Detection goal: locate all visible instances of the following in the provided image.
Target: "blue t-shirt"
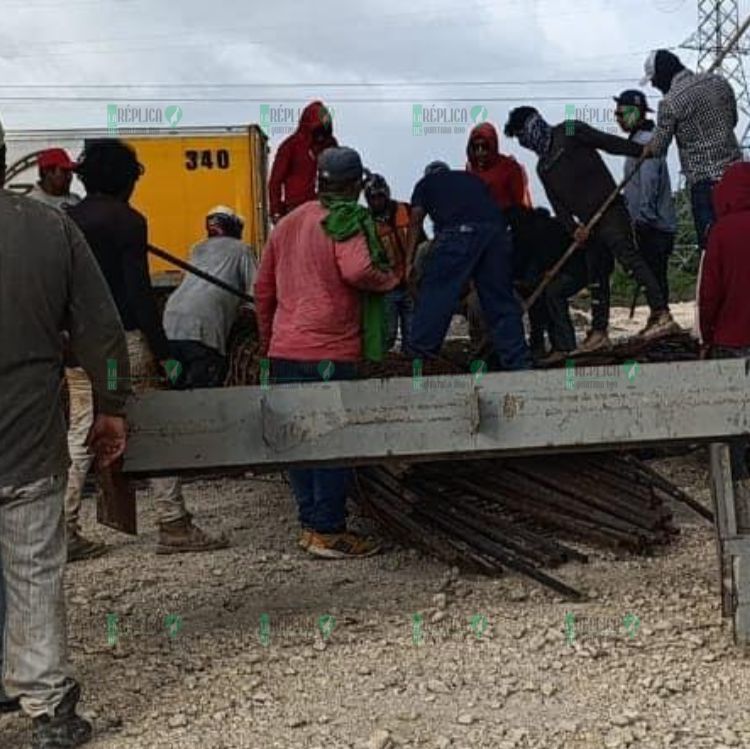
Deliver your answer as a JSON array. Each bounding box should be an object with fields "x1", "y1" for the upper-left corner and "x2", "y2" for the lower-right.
[{"x1": 410, "y1": 171, "x2": 504, "y2": 232}]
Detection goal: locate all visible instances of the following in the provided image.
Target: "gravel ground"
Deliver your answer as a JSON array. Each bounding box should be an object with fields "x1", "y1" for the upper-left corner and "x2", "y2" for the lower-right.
[
  {"x1": 1, "y1": 450, "x2": 748, "y2": 749},
  {"x1": 5, "y1": 303, "x2": 748, "y2": 749}
]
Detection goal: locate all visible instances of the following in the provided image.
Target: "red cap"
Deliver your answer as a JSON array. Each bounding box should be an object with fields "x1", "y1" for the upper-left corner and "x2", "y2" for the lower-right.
[{"x1": 37, "y1": 148, "x2": 77, "y2": 171}]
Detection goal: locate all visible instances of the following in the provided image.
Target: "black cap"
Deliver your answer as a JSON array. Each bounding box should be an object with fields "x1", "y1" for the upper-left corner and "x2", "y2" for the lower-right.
[
  {"x1": 504, "y1": 106, "x2": 539, "y2": 138},
  {"x1": 613, "y1": 89, "x2": 653, "y2": 113},
  {"x1": 364, "y1": 173, "x2": 390, "y2": 198},
  {"x1": 317, "y1": 146, "x2": 363, "y2": 184}
]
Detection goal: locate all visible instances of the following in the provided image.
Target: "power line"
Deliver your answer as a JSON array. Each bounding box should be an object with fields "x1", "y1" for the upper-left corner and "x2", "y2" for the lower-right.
[
  {"x1": 0, "y1": 95, "x2": 633, "y2": 103},
  {"x1": 0, "y1": 78, "x2": 640, "y2": 90}
]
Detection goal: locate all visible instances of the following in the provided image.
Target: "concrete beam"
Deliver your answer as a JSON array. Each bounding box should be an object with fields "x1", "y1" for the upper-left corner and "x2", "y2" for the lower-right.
[{"x1": 124, "y1": 358, "x2": 750, "y2": 475}]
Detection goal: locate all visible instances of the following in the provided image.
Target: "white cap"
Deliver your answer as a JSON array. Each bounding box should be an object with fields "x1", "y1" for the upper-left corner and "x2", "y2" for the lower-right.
[
  {"x1": 207, "y1": 204, "x2": 238, "y2": 218},
  {"x1": 640, "y1": 50, "x2": 657, "y2": 87}
]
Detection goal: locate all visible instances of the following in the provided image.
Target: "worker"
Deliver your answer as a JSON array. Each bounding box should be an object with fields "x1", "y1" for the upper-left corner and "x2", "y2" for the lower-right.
[
  {"x1": 255, "y1": 146, "x2": 401, "y2": 558},
  {"x1": 504, "y1": 107, "x2": 679, "y2": 353},
  {"x1": 27, "y1": 147, "x2": 82, "y2": 210},
  {"x1": 0, "y1": 116, "x2": 129, "y2": 747},
  {"x1": 163, "y1": 205, "x2": 257, "y2": 388},
  {"x1": 699, "y1": 162, "x2": 750, "y2": 485},
  {"x1": 404, "y1": 161, "x2": 530, "y2": 370},
  {"x1": 464, "y1": 122, "x2": 534, "y2": 358},
  {"x1": 614, "y1": 89, "x2": 677, "y2": 302},
  {"x1": 508, "y1": 205, "x2": 589, "y2": 363},
  {"x1": 465, "y1": 121, "x2": 531, "y2": 210},
  {"x1": 363, "y1": 173, "x2": 425, "y2": 351},
  {"x1": 268, "y1": 101, "x2": 337, "y2": 224},
  {"x1": 641, "y1": 50, "x2": 742, "y2": 250},
  {"x1": 68, "y1": 139, "x2": 228, "y2": 555}
]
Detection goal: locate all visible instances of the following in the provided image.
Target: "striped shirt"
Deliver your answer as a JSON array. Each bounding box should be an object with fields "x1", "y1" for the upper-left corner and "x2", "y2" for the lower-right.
[{"x1": 650, "y1": 70, "x2": 742, "y2": 186}]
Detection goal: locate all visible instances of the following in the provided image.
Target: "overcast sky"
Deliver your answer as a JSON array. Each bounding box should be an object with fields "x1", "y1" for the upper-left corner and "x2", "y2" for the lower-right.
[{"x1": 2, "y1": 0, "x2": 749, "y2": 205}]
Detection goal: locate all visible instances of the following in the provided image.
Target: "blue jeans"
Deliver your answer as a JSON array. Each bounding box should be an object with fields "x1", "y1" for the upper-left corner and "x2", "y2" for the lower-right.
[
  {"x1": 270, "y1": 359, "x2": 356, "y2": 534},
  {"x1": 385, "y1": 286, "x2": 414, "y2": 351},
  {"x1": 690, "y1": 180, "x2": 718, "y2": 251},
  {"x1": 409, "y1": 222, "x2": 530, "y2": 370}
]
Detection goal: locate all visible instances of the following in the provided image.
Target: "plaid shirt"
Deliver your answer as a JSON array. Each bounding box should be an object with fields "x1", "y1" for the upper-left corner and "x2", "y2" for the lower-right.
[{"x1": 651, "y1": 70, "x2": 742, "y2": 186}]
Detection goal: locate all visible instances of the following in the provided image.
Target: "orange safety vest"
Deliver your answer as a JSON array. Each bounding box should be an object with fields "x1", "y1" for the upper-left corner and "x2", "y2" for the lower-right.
[{"x1": 374, "y1": 202, "x2": 411, "y2": 272}]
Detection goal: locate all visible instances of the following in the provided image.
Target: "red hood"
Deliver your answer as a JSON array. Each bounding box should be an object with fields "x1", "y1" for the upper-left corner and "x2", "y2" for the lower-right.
[
  {"x1": 467, "y1": 122, "x2": 500, "y2": 168},
  {"x1": 714, "y1": 162, "x2": 750, "y2": 219},
  {"x1": 298, "y1": 101, "x2": 333, "y2": 135}
]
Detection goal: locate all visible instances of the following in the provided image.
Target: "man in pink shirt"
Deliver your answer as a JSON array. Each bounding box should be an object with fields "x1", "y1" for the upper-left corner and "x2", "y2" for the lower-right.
[{"x1": 255, "y1": 147, "x2": 401, "y2": 559}]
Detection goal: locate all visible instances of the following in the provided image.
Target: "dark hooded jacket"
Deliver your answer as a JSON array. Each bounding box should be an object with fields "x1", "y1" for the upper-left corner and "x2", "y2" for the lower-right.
[
  {"x1": 700, "y1": 163, "x2": 750, "y2": 347},
  {"x1": 534, "y1": 120, "x2": 643, "y2": 234},
  {"x1": 268, "y1": 101, "x2": 338, "y2": 218},
  {"x1": 466, "y1": 123, "x2": 531, "y2": 210}
]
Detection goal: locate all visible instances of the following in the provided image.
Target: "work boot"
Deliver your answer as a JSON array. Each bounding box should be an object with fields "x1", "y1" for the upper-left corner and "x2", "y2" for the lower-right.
[
  {"x1": 537, "y1": 350, "x2": 571, "y2": 366},
  {"x1": 156, "y1": 513, "x2": 229, "y2": 555},
  {"x1": 298, "y1": 528, "x2": 313, "y2": 551},
  {"x1": 574, "y1": 330, "x2": 612, "y2": 354},
  {"x1": 31, "y1": 680, "x2": 92, "y2": 749},
  {"x1": 0, "y1": 692, "x2": 20, "y2": 714},
  {"x1": 638, "y1": 310, "x2": 681, "y2": 340},
  {"x1": 306, "y1": 530, "x2": 382, "y2": 560},
  {"x1": 66, "y1": 529, "x2": 107, "y2": 564}
]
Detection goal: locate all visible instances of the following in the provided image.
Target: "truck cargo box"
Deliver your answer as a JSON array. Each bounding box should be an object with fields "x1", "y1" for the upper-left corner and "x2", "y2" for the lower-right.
[{"x1": 4, "y1": 125, "x2": 269, "y2": 286}]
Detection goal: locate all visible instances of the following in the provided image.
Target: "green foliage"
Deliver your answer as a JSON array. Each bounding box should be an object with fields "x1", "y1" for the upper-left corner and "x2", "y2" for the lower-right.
[{"x1": 610, "y1": 188, "x2": 699, "y2": 305}]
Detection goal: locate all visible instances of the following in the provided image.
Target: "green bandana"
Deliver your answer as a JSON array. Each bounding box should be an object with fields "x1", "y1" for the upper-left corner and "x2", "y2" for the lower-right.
[{"x1": 320, "y1": 196, "x2": 392, "y2": 362}]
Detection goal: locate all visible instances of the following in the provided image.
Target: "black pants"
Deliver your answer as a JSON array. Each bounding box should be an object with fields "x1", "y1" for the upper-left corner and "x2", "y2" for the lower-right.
[
  {"x1": 635, "y1": 224, "x2": 674, "y2": 303},
  {"x1": 169, "y1": 340, "x2": 228, "y2": 389},
  {"x1": 588, "y1": 202, "x2": 668, "y2": 332},
  {"x1": 545, "y1": 266, "x2": 588, "y2": 352}
]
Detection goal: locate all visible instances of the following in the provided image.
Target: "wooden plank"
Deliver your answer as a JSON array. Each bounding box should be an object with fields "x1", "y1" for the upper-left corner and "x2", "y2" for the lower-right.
[
  {"x1": 709, "y1": 444, "x2": 736, "y2": 618},
  {"x1": 95, "y1": 461, "x2": 137, "y2": 536},
  {"x1": 124, "y1": 359, "x2": 750, "y2": 476}
]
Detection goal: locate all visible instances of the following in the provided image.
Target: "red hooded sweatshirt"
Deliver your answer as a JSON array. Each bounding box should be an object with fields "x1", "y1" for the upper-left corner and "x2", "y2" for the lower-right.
[
  {"x1": 466, "y1": 122, "x2": 532, "y2": 210},
  {"x1": 700, "y1": 162, "x2": 750, "y2": 348},
  {"x1": 268, "y1": 101, "x2": 338, "y2": 219}
]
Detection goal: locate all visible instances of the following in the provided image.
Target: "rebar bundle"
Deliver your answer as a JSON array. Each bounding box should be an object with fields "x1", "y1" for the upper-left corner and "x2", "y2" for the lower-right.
[{"x1": 354, "y1": 453, "x2": 708, "y2": 598}]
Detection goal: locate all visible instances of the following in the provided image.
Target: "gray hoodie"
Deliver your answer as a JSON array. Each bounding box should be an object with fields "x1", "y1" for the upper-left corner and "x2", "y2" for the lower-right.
[{"x1": 623, "y1": 126, "x2": 677, "y2": 234}]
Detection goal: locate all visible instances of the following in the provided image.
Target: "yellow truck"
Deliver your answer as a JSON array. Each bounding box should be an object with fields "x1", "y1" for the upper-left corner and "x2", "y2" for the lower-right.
[{"x1": 3, "y1": 125, "x2": 269, "y2": 286}]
